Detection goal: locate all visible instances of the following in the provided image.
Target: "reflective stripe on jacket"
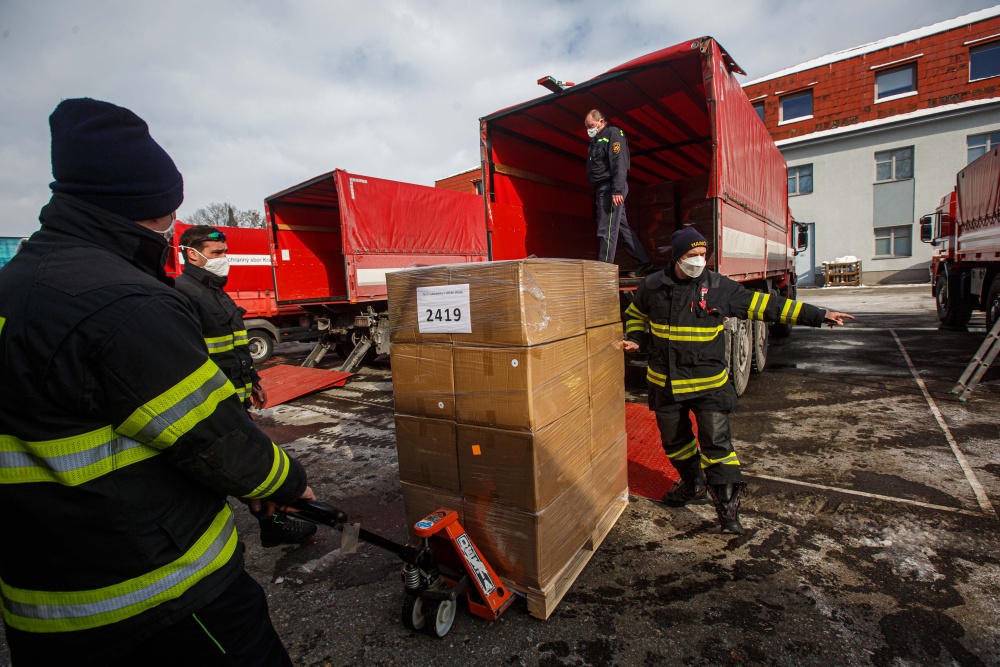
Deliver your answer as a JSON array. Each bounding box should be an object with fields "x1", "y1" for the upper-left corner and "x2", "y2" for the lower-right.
[
  {"x1": 625, "y1": 267, "x2": 826, "y2": 398},
  {"x1": 0, "y1": 194, "x2": 306, "y2": 661}
]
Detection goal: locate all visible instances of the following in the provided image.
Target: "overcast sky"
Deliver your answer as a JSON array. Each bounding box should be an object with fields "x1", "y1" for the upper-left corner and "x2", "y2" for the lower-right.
[{"x1": 1, "y1": 0, "x2": 996, "y2": 237}]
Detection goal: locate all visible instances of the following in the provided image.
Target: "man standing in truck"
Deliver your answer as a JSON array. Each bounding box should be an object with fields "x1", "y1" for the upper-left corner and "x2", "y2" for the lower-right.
[
  {"x1": 176, "y1": 225, "x2": 317, "y2": 548},
  {"x1": 617, "y1": 228, "x2": 853, "y2": 534},
  {"x1": 585, "y1": 109, "x2": 650, "y2": 276}
]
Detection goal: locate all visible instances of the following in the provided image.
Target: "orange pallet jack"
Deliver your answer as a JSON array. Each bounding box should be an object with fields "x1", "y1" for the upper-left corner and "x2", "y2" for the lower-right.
[{"x1": 292, "y1": 500, "x2": 515, "y2": 638}]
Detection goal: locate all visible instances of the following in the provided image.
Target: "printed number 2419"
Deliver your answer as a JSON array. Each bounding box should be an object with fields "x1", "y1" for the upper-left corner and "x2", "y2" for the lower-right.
[{"x1": 426, "y1": 308, "x2": 461, "y2": 322}]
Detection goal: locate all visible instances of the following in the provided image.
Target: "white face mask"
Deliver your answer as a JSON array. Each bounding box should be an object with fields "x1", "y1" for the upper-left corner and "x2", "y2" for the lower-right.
[
  {"x1": 184, "y1": 246, "x2": 231, "y2": 278},
  {"x1": 678, "y1": 255, "x2": 707, "y2": 278},
  {"x1": 587, "y1": 126, "x2": 600, "y2": 139},
  {"x1": 160, "y1": 220, "x2": 175, "y2": 242}
]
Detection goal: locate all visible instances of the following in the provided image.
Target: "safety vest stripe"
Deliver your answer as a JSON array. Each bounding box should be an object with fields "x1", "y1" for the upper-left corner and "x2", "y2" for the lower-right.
[
  {"x1": 646, "y1": 367, "x2": 667, "y2": 388},
  {"x1": 233, "y1": 330, "x2": 249, "y2": 347},
  {"x1": 0, "y1": 429, "x2": 159, "y2": 486},
  {"x1": 0, "y1": 316, "x2": 5, "y2": 336},
  {"x1": 649, "y1": 323, "x2": 723, "y2": 333},
  {"x1": 0, "y1": 505, "x2": 238, "y2": 632},
  {"x1": 117, "y1": 361, "x2": 236, "y2": 449},
  {"x1": 749, "y1": 293, "x2": 770, "y2": 320},
  {"x1": 665, "y1": 439, "x2": 698, "y2": 461},
  {"x1": 244, "y1": 444, "x2": 292, "y2": 500},
  {"x1": 671, "y1": 369, "x2": 730, "y2": 394},
  {"x1": 790, "y1": 302, "x2": 803, "y2": 324},
  {"x1": 701, "y1": 451, "x2": 740, "y2": 466},
  {"x1": 748, "y1": 292, "x2": 760, "y2": 318},
  {"x1": 779, "y1": 299, "x2": 793, "y2": 323},
  {"x1": 649, "y1": 323, "x2": 723, "y2": 341},
  {"x1": 624, "y1": 303, "x2": 648, "y2": 322},
  {"x1": 625, "y1": 322, "x2": 647, "y2": 334}
]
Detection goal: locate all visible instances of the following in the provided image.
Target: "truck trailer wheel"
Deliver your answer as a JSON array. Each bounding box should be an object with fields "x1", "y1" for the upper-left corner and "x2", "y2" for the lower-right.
[
  {"x1": 247, "y1": 329, "x2": 275, "y2": 364},
  {"x1": 987, "y1": 274, "x2": 1000, "y2": 331},
  {"x1": 936, "y1": 268, "x2": 973, "y2": 328},
  {"x1": 729, "y1": 319, "x2": 752, "y2": 396},
  {"x1": 751, "y1": 319, "x2": 768, "y2": 373}
]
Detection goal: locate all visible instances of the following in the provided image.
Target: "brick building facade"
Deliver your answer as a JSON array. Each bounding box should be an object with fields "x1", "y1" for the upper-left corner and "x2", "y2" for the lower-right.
[{"x1": 435, "y1": 167, "x2": 482, "y2": 195}]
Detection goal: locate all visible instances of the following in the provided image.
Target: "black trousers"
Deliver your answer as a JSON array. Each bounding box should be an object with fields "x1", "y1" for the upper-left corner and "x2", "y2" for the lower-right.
[
  {"x1": 594, "y1": 183, "x2": 649, "y2": 265},
  {"x1": 649, "y1": 382, "x2": 743, "y2": 485},
  {"x1": 110, "y1": 570, "x2": 292, "y2": 667}
]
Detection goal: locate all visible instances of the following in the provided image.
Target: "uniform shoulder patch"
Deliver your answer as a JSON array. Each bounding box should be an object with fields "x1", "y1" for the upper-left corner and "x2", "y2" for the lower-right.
[{"x1": 612, "y1": 142, "x2": 621, "y2": 155}]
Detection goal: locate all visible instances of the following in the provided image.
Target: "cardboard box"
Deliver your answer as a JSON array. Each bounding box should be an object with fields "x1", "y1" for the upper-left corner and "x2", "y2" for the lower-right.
[
  {"x1": 394, "y1": 415, "x2": 459, "y2": 492},
  {"x1": 401, "y1": 481, "x2": 464, "y2": 541},
  {"x1": 391, "y1": 343, "x2": 455, "y2": 419},
  {"x1": 449, "y1": 259, "x2": 585, "y2": 347},
  {"x1": 462, "y1": 479, "x2": 592, "y2": 590},
  {"x1": 386, "y1": 266, "x2": 453, "y2": 344},
  {"x1": 453, "y1": 334, "x2": 589, "y2": 431},
  {"x1": 457, "y1": 403, "x2": 591, "y2": 511},
  {"x1": 581, "y1": 261, "x2": 620, "y2": 328},
  {"x1": 586, "y1": 323, "x2": 624, "y2": 398},
  {"x1": 590, "y1": 384, "x2": 626, "y2": 462},
  {"x1": 590, "y1": 433, "x2": 628, "y2": 511}
]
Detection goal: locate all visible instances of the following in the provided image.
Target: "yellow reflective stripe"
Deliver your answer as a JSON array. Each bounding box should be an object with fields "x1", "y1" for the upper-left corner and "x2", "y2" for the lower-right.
[
  {"x1": 779, "y1": 299, "x2": 794, "y2": 323},
  {"x1": 0, "y1": 505, "x2": 238, "y2": 633},
  {"x1": 233, "y1": 330, "x2": 249, "y2": 347},
  {"x1": 671, "y1": 369, "x2": 730, "y2": 394},
  {"x1": 666, "y1": 439, "x2": 698, "y2": 461},
  {"x1": 649, "y1": 323, "x2": 723, "y2": 341},
  {"x1": 0, "y1": 316, "x2": 5, "y2": 336},
  {"x1": 243, "y1": 443, "x2": 292, "y2": 499},
  {"x1": 624, "y1": 303, "x2": 648, "y2": 322},
  {"x1": 747, "y1": 293, "x2": 760, "y2": 319},
  {"x1": 790, "y1": 302, "x2": 803, "y2": 324},
  {"x1": 117, "y1": 360, "x2": 236, "y2": 449},
  {"x1": 701, "y1": 451, "x2": 740, "y2": 466},
  {"x1": 0, "y1": 427, "x2": 159, "y2": 486},
  {"x1": 749, "y1": 293, "x2": 770, "y2": 321},
  {"x1": 625, "y1": 322, "x2": 647, "y2": 334},
  {"x1": 646, "y1": 368, "x2": 667, "y2": 388}
]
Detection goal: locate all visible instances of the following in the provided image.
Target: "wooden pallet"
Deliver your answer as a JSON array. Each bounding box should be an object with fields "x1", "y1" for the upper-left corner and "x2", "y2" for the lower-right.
[
  {"x1": 824, "y1": 260, "x2": 862, "y2": 286},
  {"x1": 503, "y1": 492, "x2": 628, "y2": 620}
]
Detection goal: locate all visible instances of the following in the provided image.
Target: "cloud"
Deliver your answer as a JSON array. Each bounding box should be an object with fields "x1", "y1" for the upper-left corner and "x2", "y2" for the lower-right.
[{"x1": 0, "y1": 0, "x2": 994, "y2": 236}]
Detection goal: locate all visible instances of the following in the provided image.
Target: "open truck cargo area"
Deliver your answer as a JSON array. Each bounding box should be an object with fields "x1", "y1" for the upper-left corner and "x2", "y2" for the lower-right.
[
  {"x1": 479, "y1": 37, "x2": 806, "y2": 394},
  {"x1": 264, "y1": 170, "x2": 487, "y2": 369}
]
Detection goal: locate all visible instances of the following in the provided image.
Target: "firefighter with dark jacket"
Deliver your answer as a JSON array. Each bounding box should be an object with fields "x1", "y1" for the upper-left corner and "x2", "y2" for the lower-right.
[
  {"x1": 175, "y1": 224, "x2": 317, "y2": 548},
  {"x1": 585, "y1": 109, "x2": 650, "y2": 275},
  {"x1": 0, "y1": 98, "x2": 314, "y2": 666},
  {"x1": 616, "y1": 228, "x2": 853, "y2": 533}
]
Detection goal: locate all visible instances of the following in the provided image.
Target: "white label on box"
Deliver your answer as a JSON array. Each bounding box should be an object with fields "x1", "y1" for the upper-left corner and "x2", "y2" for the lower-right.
[{"x1": 416, "y1": 284, "x2": 472, "y2": 333}]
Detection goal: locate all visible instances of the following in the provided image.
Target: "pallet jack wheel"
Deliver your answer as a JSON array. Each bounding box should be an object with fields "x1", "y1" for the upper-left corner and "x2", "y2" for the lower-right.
[
  {"x1": 421, "y1": 598, "x2": 457, "y2": 638},
  {"x1": 401, "y1": 594, "x2": 426, "y2": 631}
]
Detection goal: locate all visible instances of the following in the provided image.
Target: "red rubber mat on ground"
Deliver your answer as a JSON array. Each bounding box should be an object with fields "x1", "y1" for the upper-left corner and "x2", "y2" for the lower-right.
[
  {"x1": 626, "y1": 401, "x2": 697, "y2": 500},
  {"x1": 256, "y1": 364, "x2": 352, "y2": 407}
]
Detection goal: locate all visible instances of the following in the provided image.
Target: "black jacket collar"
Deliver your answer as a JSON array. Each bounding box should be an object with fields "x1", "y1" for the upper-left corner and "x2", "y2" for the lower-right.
[
  {"x1": 182, "y1": 262, "x2": 228, "y2": 289},
  {"x1": 38, "y1": 193, "x2": 172, "y2": 285}
]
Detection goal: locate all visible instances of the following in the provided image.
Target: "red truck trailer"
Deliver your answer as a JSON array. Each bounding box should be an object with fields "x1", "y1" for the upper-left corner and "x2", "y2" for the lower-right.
[
  {"x1": 921, "y1": 146, "x2": 1000, "y2": 330},
  {"x1": 166, "y1": 222, "x2": 321, "y2": 363},
  {"x1": 263, "y1": 170, "x2": 487, "y2": 369},
  {"x1": 478, "y1": 36, "x2": 807, "y2": 394}
]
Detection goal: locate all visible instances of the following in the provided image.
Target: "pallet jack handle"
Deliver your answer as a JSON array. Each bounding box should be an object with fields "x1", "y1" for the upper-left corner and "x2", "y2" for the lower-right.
[{"x1": 291, "y1": 499, "x2": 414, "y2": 558}]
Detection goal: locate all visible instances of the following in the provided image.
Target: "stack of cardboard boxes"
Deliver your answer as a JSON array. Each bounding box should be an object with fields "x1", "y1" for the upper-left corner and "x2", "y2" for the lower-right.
[{"x1": 387, "y1": 259, "x2": 628, "y2": 616}]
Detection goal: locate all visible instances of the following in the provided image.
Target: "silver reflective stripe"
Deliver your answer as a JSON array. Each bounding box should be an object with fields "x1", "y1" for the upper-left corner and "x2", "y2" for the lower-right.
[
  {"x1": 255, "y1": 447, "x2": 287, "y2": 498},
  {"x1": 206, "y1": 338, "x2": 233, "y2": 352},
  {"x1": 132, "y1": 370, "x2": 231, "y2": 444},
  {"x1": 0, "y1": 436, "x2": 145, "y2": 473},
  {"x1": 1, "y1": 513, "x2": 236, "y2": 621}
]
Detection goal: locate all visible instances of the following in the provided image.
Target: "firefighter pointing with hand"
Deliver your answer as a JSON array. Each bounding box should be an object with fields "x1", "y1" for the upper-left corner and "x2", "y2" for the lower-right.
[{"x1": 616, "y1": 228, "x2": 852, "y2": 534}]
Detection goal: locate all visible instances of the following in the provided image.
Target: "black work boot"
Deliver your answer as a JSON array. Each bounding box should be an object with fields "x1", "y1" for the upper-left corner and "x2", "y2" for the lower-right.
[
  {"x1": 258, "y1": 511, "x2": 317, "y2": 548},
  {"x1": 662, "y1": 470, "x2": 707, "y2": 507},
  {"x1": 707, "y1": 482, "x2": 748, "y2": 534}
]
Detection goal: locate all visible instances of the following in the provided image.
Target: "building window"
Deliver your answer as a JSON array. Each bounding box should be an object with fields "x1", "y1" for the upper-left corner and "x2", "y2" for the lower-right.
[
  {"x1": 970, "y1": 41, "x2": 1000, "y2": 82},
  {"x1": 788, "y1": 164, "x2": 813, "y2": 195},
  {"x1": 967, "y1": 130, "x2": 1000, "y2": 163},
  {"x1": 779, "y1": 90, "x2": 813, "y2": 124},
  {"x1": 875, "y1": 64, "x2": 916, "y2": 100},
  {"x1": 874, "y1": 226, "x2": 912, "y2": 258},
  {"x1": 753, "y1": 102, "x2": 765, "y2": 123},
  {"x1": 875, "y1": 147, "x2": 913, "y2": 181},
  {"x1": 473, "y1": 180, "x2": 484, "y2": 195}
]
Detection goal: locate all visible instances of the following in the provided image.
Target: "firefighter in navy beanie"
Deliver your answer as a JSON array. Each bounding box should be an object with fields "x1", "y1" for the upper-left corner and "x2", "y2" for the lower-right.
[
  {"x1": 0, "y1": 98, "x2": 313, "y2": 665},
  {"x1": 617, "y1": 227, "x2": 853, "y2": 534}
]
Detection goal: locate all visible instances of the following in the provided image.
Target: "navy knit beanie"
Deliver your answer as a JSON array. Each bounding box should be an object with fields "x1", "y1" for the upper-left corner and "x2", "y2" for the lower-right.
[
  {"x1": 670, "y1": 227, "x2": 708, "y2": 262},
  {"x1": 49, "y1": 98, "x2": 183, "y2": 221}
]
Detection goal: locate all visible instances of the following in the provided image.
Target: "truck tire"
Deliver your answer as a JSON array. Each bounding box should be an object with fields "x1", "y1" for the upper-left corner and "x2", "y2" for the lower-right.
[
  {"x1": 247, "y1": 329, "x2": 275, "y2": 364},
  {"x1": 751, "y1": 319, "x2": 768, "y2": 373},
  {"x1": 729, "y1": 318, "x2": 752, "y2": 396},
  {"x1": 987, "y1": 274, "x2": 1000, "y2": 332},
  {"x1": 935, "y1": 268, "x2": 973, "y2": 328}
]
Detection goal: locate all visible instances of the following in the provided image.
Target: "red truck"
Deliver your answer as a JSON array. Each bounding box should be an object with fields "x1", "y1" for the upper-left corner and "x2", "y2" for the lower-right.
[
  {"x1": 478, "y1": 36, "x2": 807, "y2": 394},
  {"x1": 921, "y1": 146, "x2": 1000, "y2": 330},
  {"x1": 166, "y1": 222, "x2": 321, "y2": 363},
  {"x1": 262, "y1": 170, "x2": 486, "y2": 369}
]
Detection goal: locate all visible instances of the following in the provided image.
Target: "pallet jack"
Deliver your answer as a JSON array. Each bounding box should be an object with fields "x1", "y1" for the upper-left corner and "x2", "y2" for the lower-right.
[{"x1": 292, "y1": 500, "x2": 515, "y2": 638}]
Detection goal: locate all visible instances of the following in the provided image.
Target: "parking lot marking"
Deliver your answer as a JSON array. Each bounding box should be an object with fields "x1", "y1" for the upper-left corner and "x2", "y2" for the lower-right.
[
  {"x1": 748, "y1": 473, "x2": 986, "y2": 518},
  {"x1": 891, "y1": 330, "x2": 997, "y2": 518}
]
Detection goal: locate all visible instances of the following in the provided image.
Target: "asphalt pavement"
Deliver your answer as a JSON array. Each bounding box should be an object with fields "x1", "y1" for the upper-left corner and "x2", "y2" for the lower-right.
[{"x1": 2, "y1": 285, "x2": 998, "y2": 667}]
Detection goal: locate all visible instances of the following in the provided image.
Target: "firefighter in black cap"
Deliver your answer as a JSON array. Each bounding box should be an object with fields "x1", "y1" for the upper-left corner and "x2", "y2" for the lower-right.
[{"x1": 616, "y1": 227, "x2": 853, "y2": 533}]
